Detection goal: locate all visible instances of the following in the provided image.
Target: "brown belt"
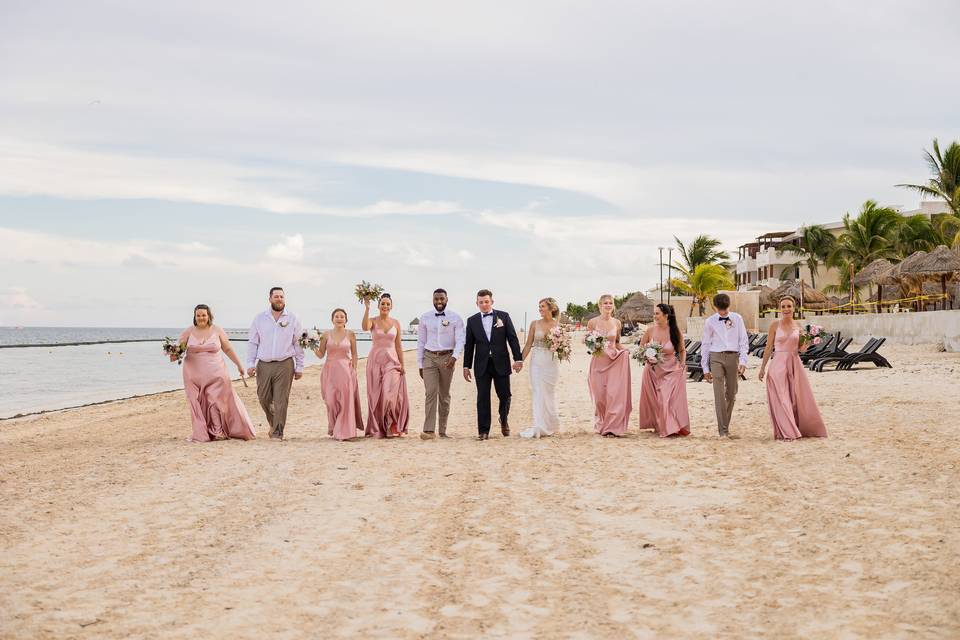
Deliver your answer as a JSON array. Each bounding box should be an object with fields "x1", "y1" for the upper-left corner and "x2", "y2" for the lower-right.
[{"x1": 426, "y1": 349, "x2": 453, "y2": 356}]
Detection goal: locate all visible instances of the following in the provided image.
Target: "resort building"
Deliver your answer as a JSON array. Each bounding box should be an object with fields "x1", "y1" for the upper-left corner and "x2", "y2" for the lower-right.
[{"x1": 735, "y1": 201, "x2": 952, "y2": 291}]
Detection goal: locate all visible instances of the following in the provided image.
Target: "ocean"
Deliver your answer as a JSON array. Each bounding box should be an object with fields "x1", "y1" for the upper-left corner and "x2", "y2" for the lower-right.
[{"x1": 0, "y1": 327, "x2": 417, "y2": 419}]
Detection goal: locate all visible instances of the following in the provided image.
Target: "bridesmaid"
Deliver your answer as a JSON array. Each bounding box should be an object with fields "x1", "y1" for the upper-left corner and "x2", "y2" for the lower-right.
[
  {"x1": 637, "y1": 303, "x2": 691, "y2": 437},
  {"x1": 586, "y1": 294, "x2": 632, "y2": 437},
  {"x1": 361, "y1": 293, "x2": 410, "y2": 438},
  {"x1": 314, "y1": 308, "x2": 363, "y2": 441},
  {"x1": 177, "y1": 304, "x2": 255, "y2": 442},
  {"x1": 519, "y1": 297, "x2": 561, "y2": 438},
  {"x1": 758, "y1": 295, "x2": 828, "y2": 441}
]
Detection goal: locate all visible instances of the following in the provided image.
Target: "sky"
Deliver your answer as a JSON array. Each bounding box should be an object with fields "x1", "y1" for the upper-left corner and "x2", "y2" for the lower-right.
[{"x1": 1, "y1": 0, "x2": 958, "y2": 328}]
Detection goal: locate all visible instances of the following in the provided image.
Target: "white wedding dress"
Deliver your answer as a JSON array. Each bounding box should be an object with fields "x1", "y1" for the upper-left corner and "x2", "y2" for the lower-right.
[{"x1": 520, "y1": 326, "x2": 561, "y2": 438}]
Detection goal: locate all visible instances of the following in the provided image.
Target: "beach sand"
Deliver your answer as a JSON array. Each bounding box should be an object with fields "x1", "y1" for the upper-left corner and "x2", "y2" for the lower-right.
[{"x1": 1, "y1": 342, "x2": 958, "y2": 638}]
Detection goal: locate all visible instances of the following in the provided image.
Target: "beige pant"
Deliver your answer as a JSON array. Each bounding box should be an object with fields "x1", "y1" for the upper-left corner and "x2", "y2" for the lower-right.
[
  {"x1": 422, "y1": 351, "x2": 455, "y2": 434},
  {"x1": 256, "y1": 358, "x2": 294, "y2": 438},
  {"x1": 709, "y1": 352, "x2": 739, "y2": 435}
]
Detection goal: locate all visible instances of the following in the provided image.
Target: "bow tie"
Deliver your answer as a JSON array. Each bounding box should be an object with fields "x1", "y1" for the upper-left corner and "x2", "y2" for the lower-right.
[
  {"x1": 482, "y1": 312, "x2": 493, "y2": 317},
  {"x1": 435, "y1": 312, "x2": 445, "y2": 317},
  {"x1": 720, "y1": 316, "x2": 732, "y2": 324}
]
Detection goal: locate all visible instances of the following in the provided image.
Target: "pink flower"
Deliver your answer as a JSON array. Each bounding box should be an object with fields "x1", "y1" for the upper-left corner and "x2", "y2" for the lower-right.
[
  {"x1": 810, "y1": 325, "x2": 821, "y2": 336},
  {"x1": 813, "y1": 337, "x2": 822, "y2": 345}
]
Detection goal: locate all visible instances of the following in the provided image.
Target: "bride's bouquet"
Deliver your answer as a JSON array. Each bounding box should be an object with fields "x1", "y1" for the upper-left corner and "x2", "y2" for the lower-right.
[
  {"x1": 584, "y1": 330, "x2": 608, "y2": 357},
  {"x1": 354, "y1": 280, "x2": 384, "y2": 304},
  {"x1": 298, "y1": 327, "x2": 323, "y2": 350},
  {"x1": 799, "y1": 323, "x2": 824, "y2": 348},
  {"x1": 541, "y1": 325, "x2": 572, "y2": 362},
  {"x1": 162, "y1": 337, "x2": 187, "y2": 365},
  {"x1": 632, "y1": 341, "x2": 664, "y2": 368}
]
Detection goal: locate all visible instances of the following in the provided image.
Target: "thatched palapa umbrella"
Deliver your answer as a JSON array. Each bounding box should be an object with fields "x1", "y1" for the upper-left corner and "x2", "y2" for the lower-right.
[
  {"x1": 748, "y1": 285, "x2": 777, "y2": 311},
  {"x1": 902, "y1": 245, "x2": 960, "y2": 309},
  {"x1": 853, "y1": 258, "x2": 895, "y2": 312},
  {"x1": 614, "y1": 292, "x2": 655, "y2": 324},
  {"x1": 886, "y1": 251, "x2": 928, "y2": 309},
  {"x1": 771, "y1": 280, "x2": 828, "y2": 312}
]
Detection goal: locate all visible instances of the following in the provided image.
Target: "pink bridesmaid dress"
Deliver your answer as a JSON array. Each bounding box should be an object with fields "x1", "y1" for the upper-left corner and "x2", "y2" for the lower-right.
[
  {"x1": 320, "y1": 333, "x2": 364, "y2": 441},
  {"x1": 588, "y1": 330, "x2": 632, "y2": 436},
  {"x1": 765, "y1": 325, "x2": 828, "y2": 440},
  {"x1": 182, "y1": 333, "x2": 256, "y2": 442},
  {"x1": 364, "y1": 324, "x2": 410, "y2": 438},
  {"x1": 637, "y1": 329, "x2": 691, "y2": 437}
]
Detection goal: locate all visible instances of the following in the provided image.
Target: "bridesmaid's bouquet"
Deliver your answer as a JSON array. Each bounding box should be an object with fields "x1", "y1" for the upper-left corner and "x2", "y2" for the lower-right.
[
  {"x1": 584, "y1": 330, "x2": 608, "y2": 357},
  {"x1": 632, "y1": 341, "x2": 664, "y2": 368},
  {"x1": 799, "y1": 323, "x2": 824, "y2": 348},
  {"x1": 354, "y1": 280, "x2": 384, "y2": 303},
  {"x1": 162, "y1": 337, "x2": 187, "y2": 365},
  {"x1": 298, "y1": 327, "x2": 323, "y2": 350},
  {"x1": 541, "y1": 325, "x2": 572, "y2": 362}
]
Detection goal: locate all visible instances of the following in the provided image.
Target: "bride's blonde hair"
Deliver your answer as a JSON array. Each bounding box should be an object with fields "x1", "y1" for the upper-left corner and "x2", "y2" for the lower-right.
[{"x1": 539, "y1": 297, "x2": 560, "y2": 319}]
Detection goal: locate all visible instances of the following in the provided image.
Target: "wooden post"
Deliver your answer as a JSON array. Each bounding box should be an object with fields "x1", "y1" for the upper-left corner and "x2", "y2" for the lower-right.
[{"x1": 849, "y1": 263, "x2": 855, "y2": 314}]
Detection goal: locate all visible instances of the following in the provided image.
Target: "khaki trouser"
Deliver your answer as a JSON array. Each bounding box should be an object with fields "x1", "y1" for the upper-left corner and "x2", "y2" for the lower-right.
[
  {"x1": 709, "y1": 351, "x2": 739, "y2": 435},
  {"x1": 256, "y1": 358, "x2": 295, "y2": 438},
  {"x1": 422, "y1": 351, "x2": 455, "y2": 434}
]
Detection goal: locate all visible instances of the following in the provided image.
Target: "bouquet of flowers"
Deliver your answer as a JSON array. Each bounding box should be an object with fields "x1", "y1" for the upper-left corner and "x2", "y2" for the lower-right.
[
  {"x1": 298, "y1": 327, "x2": 323, "y2": 350},
  {"x1": 162, "y1": 337, "x2": 187, "y2": 365},
  {"x1": 541, "y1": 325, "x2": 572, "y2": 362},
  {"x1": 632, "y1": 341, "x2": 664, "y2": 368},
  {"x1": 584, "y1": 330, "x2": 608, "y2": 357},
  {"x1": 799, "y1": 323, "x2": 824, "y2": 348},
  {"x1": 354, "y1": 280, "x2": 384, "y2": 304}
]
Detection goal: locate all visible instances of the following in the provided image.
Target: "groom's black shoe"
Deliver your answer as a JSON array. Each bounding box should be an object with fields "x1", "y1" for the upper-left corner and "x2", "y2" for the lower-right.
[
  {"x1": 500, "y1": 420, "x2": 510, "y2": 437},
  {"x1": 477, "y1": 432, "x2": 489, "y2": 441}
]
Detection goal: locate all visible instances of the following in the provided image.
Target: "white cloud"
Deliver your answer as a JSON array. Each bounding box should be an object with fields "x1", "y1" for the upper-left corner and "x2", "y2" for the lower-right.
[
  {"x1": 0, "y1": 287, "x2": 41, "y2": 309},
  {"x1": 266, "y1": 234, "x2": 305, "y2": 262},
  {"x1": 457, "y1": 249, "x2": 474, "y2": 261}
]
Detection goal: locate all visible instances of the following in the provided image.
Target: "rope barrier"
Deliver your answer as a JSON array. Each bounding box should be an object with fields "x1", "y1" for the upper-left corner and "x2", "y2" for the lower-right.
[{"x1": 762, "y1": 293, "x2": 951, "y2": 315}]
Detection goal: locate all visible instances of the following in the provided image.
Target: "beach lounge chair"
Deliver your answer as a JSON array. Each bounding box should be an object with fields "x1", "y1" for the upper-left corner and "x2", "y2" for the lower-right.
[
  {"x1": 799, "y1": 332, "x2": 837, "y2": 364},
  {"x1": 810, "y1": 337, "x2": 890, "y2": 372},
  {"x1": 749, "y1": 334, "x2": 767, "y2": 357}
]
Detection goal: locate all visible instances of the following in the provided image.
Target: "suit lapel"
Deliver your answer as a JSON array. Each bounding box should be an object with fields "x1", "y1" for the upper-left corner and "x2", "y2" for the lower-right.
[{"x1": 474, "y1": 313, "x2": 489, "y2": 344}]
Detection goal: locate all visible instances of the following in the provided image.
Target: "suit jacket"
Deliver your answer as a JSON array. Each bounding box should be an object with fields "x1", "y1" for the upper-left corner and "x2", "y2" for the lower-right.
[{"x1": 463, "y1": 310, "x2": 523, "y2": 378}]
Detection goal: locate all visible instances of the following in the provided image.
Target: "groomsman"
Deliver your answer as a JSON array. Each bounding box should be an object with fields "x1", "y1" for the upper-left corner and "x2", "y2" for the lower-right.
[
  {"x1": 246, "y1": 286, "x2": 304, "y2": 440},
  {"x1": 417, "y1": 288, "x2": 465, "y2": 439},
  {"x1": 463, "y1": 289, "x2": 523, "y2": 440},
  {"x1": 701, "y1": 293, "x2": 749, "y2": 438}
]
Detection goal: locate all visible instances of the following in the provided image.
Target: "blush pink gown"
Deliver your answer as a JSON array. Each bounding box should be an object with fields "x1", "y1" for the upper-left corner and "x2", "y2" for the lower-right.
[
  {"x1": 637, "y1": 329, "x2": 691, "y2": 437},
  {"x1": 588, "y1": 331, "x2": 632, "y2": 436},
  {"x1": 765, "y1": 325, "x2": 828, "y2": 440},
  {"x1": 182, "y1": 332, "x2": 255, "y2": 442},
  {"x1": 321, "y1": 333, "x2": 364, "y2": 441},
  {"x1": 364, "y1": 324, "x2": 410, "y2": 438}
]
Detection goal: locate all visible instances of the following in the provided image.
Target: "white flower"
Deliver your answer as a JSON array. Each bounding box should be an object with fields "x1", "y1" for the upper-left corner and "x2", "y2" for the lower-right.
[
  {"x1": 308, "y1": 329, "x2": 320, "y2": 340},
  {"x1": 644, "y1": 347, "x2": 657, "y2": 359},
  {"x1": 494, "y1": 318, "x2": 504, "y2": 328}
]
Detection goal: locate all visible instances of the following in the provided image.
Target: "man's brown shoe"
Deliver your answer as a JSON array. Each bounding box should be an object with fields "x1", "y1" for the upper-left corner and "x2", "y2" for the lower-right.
[{"x1": 420, "y1": 432, "x2": 435, "y2": 440}]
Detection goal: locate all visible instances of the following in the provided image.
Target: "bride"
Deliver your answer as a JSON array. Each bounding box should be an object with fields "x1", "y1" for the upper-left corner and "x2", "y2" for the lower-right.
[{"x1": 519, "y1": 297, "x2": 561, "y2": 438}]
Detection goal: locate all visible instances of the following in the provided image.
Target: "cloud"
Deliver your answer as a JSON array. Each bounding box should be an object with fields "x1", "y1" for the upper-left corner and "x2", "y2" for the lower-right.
[
  {"x1": 121, "y1": 253, "x2": 158, "y2": 268},
  {"x1": 457, "y1": 249, "x2": 474, "y2": 261},
  {"x1": 0, "y1": 287, "x2": 41, "y2": 309},
  {"x1": 266, "y1": 234, "x2": 305, "y2": 262}
]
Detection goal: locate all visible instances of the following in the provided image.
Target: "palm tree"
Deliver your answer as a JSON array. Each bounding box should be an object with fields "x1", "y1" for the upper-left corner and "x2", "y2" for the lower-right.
[
  {"x1": 897, "y1": 138, "x2": 960, "y2": 216},
  {"x1": 895, "y1": 214, "x2": 939, "y2": 256},
  {"x1": 778, "y1": 224, "x2": 835, "y2": 289},
  {"x1": 672, "y1": 235, "x2": 731, "y2": 272},
  {"x1": 825, "y1": 200, "x2": 901, "y2": 296},
  {"x1": 669, "y1": 263, "x2": 735, "y2": 316}
]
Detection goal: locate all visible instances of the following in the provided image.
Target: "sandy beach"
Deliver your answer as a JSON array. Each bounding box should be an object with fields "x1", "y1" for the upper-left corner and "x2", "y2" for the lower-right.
[{"x1": 1, "y1": 341, "x2": 958, "y2": 638}]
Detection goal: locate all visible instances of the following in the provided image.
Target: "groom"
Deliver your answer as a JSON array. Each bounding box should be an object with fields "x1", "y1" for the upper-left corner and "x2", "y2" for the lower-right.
[{"x1": 463, "y1": 289, "x2": 523, "y2": 440}]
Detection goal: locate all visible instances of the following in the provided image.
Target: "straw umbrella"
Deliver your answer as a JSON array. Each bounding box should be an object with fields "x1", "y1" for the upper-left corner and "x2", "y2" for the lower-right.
[
  {"x1": 771, "y1": 280, "x2": 828, "y2": 315},
  {"x1": 902, "y1": 245, "x2": 960, "y2": 310},
  {"x1": 614, "y1": 292, "x2": 655, "y2": 325},
  {"x1": 753, "y1": 285, "x2": 777, "y2": 312},
  {"x1": 853, "y1": 258, "x2": 895, "y2": 312},
  {"x1": 891, "y1": 250, "x2": 928, "y2": 310}
]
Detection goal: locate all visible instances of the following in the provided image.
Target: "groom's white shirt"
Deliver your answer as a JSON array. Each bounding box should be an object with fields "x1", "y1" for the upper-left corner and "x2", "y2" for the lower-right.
[
  {"x1": 481, "y1": 312, "x2": 494, "y2": 341},
  {"x1": 416, "y1": 309, "x2": 465, "y2": 368}
]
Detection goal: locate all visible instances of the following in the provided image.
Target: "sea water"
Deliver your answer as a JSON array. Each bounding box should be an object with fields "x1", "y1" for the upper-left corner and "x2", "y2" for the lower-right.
[{"x1": 0, "y1": 327, "x2": 416, "y2": 418}]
